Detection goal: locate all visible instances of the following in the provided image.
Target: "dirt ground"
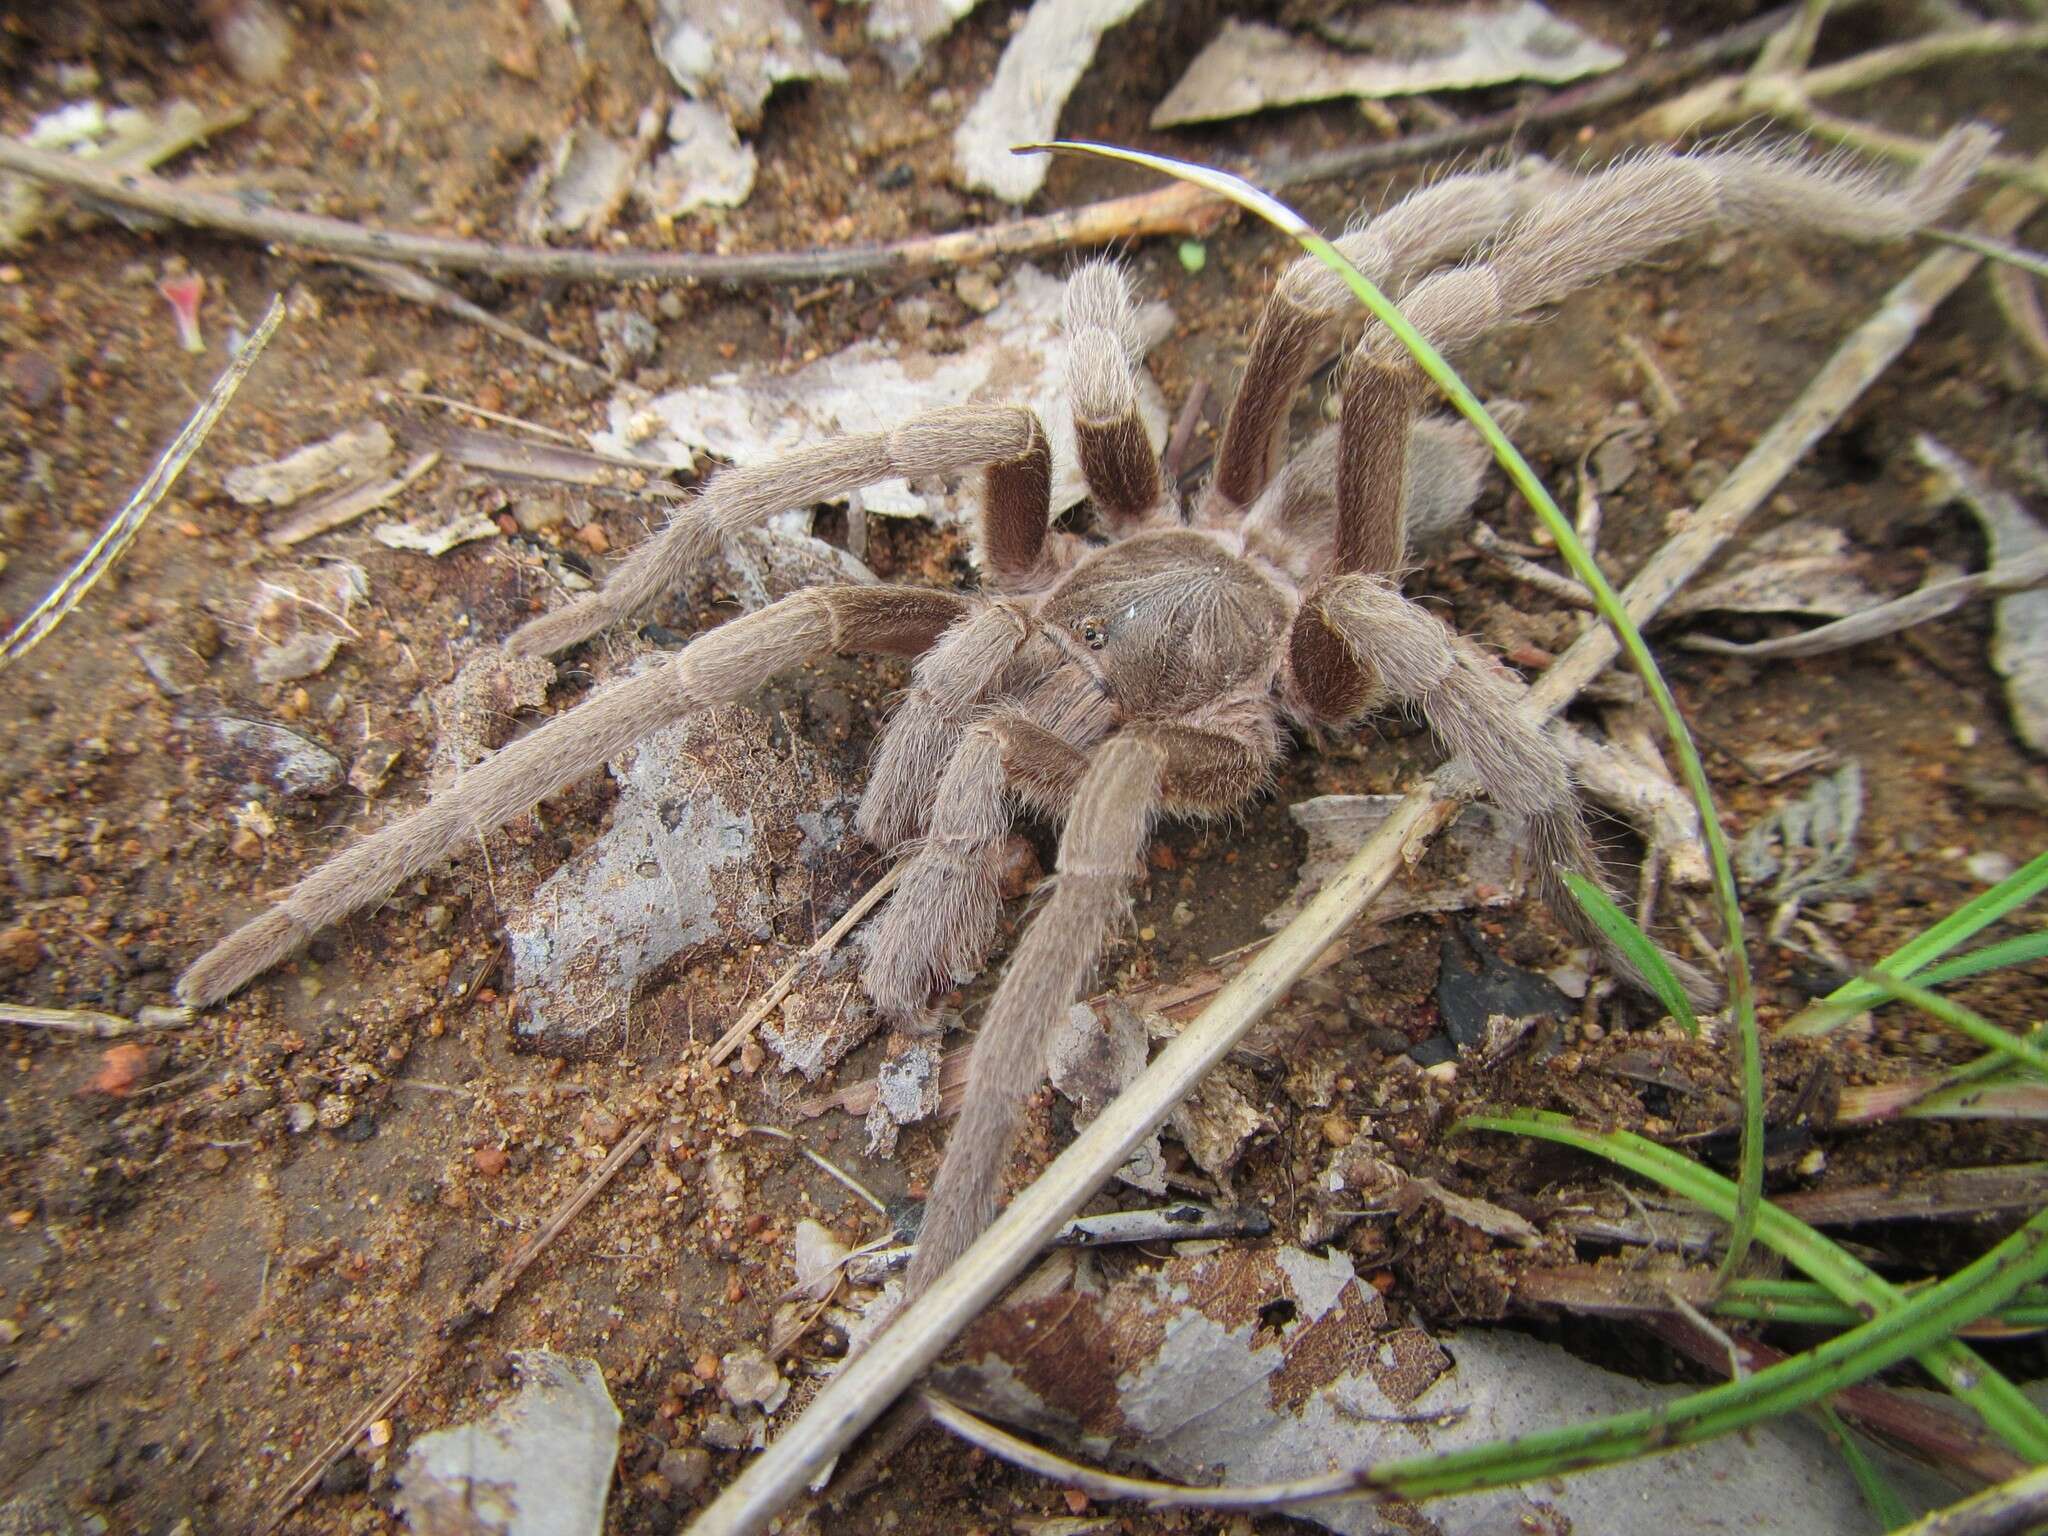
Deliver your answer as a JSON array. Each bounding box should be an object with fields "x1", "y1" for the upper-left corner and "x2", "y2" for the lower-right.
[{"x1": 0, "y1": 2, "x2": 2044, "y2": 1533}]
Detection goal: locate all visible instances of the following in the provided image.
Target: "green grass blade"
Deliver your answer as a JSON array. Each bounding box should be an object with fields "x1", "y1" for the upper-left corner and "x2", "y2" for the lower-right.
[
  {"x1": 1351, "y1": 1206, "x2": 2048, "y2": 1501},
  {"x1": 1024, "y1": 139, "x2": 1765, "y2": 1277},
  {"x1": 1559, "y1": 870, "x2": 1700, "y2": 1034},
  {"x1": 1815, "y1": 1402, "x2": 1911, "y2": 1532},
  {"x1": 1714, "y1": 1278, "x2": 2048, "y2": 1331},
  {"x1": 1459, "y1": 1111, "x2": 2048, "y2": 1461},
  {"x1": 1853, "y1": 972, "x2": 2048, "y2": 1076},
  {"x1": 1911, "y1": 931, "x2": 2048, "y2": 989},
  {"x1": 1787, "y1": 849, "x2": 2048, "y2": 1035}
]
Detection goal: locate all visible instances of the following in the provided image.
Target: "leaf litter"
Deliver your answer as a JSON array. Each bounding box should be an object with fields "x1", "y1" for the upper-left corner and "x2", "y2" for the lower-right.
[
  {"x1": 594, "y1": 263, "x2": 1172, "y2": 528},
  {"x1": 1152, "y1": 2, "x2": 1624, "y2": 128}
]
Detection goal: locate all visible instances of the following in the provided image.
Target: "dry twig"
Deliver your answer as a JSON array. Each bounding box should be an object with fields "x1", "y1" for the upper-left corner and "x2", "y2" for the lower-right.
[
  {"x1": 0, "y1": 9, "x2": 1789, "y2": 290},
  {"x1": 0, "y1": 295, "x2": 283, "y2": 672}
]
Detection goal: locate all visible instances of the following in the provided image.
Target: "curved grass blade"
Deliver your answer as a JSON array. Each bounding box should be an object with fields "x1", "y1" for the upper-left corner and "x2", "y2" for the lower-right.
[
  {"x1": 1459, "y1": 1111, "x2": 2048, "y2": 1461},
  {"x1": 1788, "y1": 849, "x2": 2048, "y2": 1034},
  {"x1": 1559, "y1": 870, "x2": 1699, "y2": 1034},
  {"x1": 1854, "y1": 971, "x2": 2048, "y2": 1076},
  {"x1": 1020, "y1": 138, "x2": 1765, "y2": 1275}
]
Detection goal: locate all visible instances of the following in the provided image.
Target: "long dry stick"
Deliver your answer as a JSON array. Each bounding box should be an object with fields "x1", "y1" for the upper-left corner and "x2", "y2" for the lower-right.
[
  {"x1": 0, "y1": 10, "x2": 1787, "y2": 289},
  {"x1": 682, "y1": 166, "x2": 2046, "y2": 1536},
  {"x1": 0, "y1": 295, "x2": 282, "y2": 672}
]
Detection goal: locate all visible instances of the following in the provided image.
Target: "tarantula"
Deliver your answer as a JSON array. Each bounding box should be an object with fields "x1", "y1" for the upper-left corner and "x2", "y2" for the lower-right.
[{"x1": 178, "y1": 129, "x2": 1989, "y2": 1297}]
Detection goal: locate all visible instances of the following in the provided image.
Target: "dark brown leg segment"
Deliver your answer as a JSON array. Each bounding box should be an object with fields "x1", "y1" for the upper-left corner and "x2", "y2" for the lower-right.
[
  {"x1": 977, "y1": 413, "x2": 1056, "y2": 590},
  {"x1": 1063, "y1": 263, "x2": 1169, "y2": 534},
  {"x1": 1335, "y1": 355, "x2": 1419, "y2": 576}
]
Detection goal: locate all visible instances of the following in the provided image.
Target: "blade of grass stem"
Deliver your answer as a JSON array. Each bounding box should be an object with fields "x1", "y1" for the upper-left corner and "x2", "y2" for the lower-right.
[
  {"x1": 1559, "y1": 870, "x2": 1700, "y2": 1034},
  {"x1": 927, "y1": 1207, "x2": 2048, "y2": 1508},
  {"x1": 1816, "y1": 1401, "x2": 1913, "y2": 1532},
  {"x1": 1788, "y1": 850, "x2": 2048, "y2": 1034},
  {"x1": 1025, "y1": 139, "x2": 1764, "y2": 1276},
  {"x1": 1459, "y1": 1111, "x2": 2048, "y2": 1461},
  {"x1": 1888, "y1": 1463, "x2": 2048, "y2": 1536},
  {"x1": 1854, "y1": 973, "x2": 2048, "y2": 1076}
]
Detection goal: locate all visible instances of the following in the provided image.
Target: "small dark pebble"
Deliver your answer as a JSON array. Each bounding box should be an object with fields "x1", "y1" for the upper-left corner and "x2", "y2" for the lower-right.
[
  {"x1": 317, "y1": 1457, "x2": 369, "y2": 1497},
  {"x1": 877, "y1": 163, "x2": 913, "y2": 191},
  {"x1": 340, "y1": 1116, "x2": 378, "y2": 1143},
  {"x1": 640, "y1": 622, "x2": 688, "y2": 647}
]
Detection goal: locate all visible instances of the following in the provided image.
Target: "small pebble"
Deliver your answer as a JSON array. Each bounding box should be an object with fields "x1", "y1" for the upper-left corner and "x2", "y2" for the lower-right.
[
  {"x1": 285, "y1": 1102, "x2": 319, "y2": 1134},
  {"x1": 472, "y1": 1145, "x2": 509, "y2": 1177},
  {"x1": 658, "y1": 1446, "x2": 711, "y2": 1493},
  {"x1": 719, "y1": 1347, "x2": 786, "y2": 1412},
  {"x1": 84, "y1": 1043, "x2": 153, "y2": 1098},
  {"x1": 698, "y1": 1411, "x2": 749, "y2": 1451},
  {"x1": 1965, "y1": 850, "x2": 2017, "y2": 884}
]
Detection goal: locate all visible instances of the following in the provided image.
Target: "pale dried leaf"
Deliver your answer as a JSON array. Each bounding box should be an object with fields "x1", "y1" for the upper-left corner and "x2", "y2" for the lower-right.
[
  {"x1": 954, "y1": 0, "x2": 1152, "y2": 204},
  {"x1": 594, "y1": 264, "x2": 1171, "y2": 527},
  {"x1": 1152, "y1": 4, "x2": 1623, "y2": 128}
]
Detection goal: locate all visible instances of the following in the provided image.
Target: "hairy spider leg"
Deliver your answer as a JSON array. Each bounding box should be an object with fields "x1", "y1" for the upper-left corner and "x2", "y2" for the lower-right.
[
  {"x1": 507, "y1": 403, "x2": 1047, "y2": 657},
  {"x1": 905, "y1": 698, "x2": 1282, "y2": 1298},
  {"x1": 1062, "y1": 262, "x2": 1171, "y2": 536},
  {"x1": 1200, "y1": 161, "x2": 1567, "y2": 524},
  {"x1": 176, "y1": 586, "x2": 969, "y2": 1007}
]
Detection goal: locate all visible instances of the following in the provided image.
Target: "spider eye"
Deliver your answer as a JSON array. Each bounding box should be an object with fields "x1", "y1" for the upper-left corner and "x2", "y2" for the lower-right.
[{"x1": 1078, "y1": 617, "x2": 1108, "y2": 651}]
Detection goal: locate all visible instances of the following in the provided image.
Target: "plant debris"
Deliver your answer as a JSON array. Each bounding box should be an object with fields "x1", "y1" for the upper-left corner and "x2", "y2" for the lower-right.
[
  {"x1": 595, "y1": 263, "x2": 1171, "y2": 526},
  {"x1": 224, "y1": 423, "x2": 395, "y2": 508},
  {"x1": 1152, "y1": 3, "x2": 1624, "y2": 128},
  {"x1": 636, "y1": 99, "x2": 757, "y2": 216},
  {"x1": 394, "y1": 1350, "x2": 620, "y2": 1536},
  {"x1": 933, "y1": 1245, "x2": 1906, "y2": 1534},
  {"x1": 651, "y1": 0, "x2": 847, "y2": 132},
  {"x1": 954, "y1": 0, "x2": 1152, "y2": 204},
  {"x1": 1917, "y1": 433, "x2": 2048, "y2": 754},
  {"x1": 1263, "y1": 796, "x2": 1528, "y2": 932},
  {"x1": 507, "y1": 702, "x2": 867, "y2": 1055},
  {"x1": 1736, "y1": 761, "x2": 1871, "y2": 941}
]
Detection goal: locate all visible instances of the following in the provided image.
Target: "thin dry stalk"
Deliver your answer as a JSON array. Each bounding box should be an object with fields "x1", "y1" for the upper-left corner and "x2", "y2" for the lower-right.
[
  {"x1": 329, "y1": 255, "x2": 611, "y2": 376},
  {"x1": 709, "y1": 863, "x2": 903, "y2": 1065},
  {"x1": 0, "y1": 139, "x2": 1224, "y2": 285},
  {"x1": 683, "y1": 167, "x2": 2042, "y2": 1536},
  {"x1": 0, "y1": 1002, "x2": 194, "y2": 1038},
  {"x1": 1891, "y1": 1464, "x2": 2048, "y2": 1536},
  {"x1": 0, "y1": 295, "x2": 283, "y2": 672}
]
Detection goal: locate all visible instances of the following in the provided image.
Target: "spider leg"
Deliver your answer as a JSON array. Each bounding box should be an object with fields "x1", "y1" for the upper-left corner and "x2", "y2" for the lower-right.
[
  {"x1": 1241, "y1": 413, "x2": 1493, "y2": 586},
  {"x1": 179, "y1": 586, "x2": 969, "y2": 1007},
  {"x1": 1062, "y1": 262, "x2": 1170, "y2": 535},
  {"x1": 506, "y1": 404, "x2": 1043, "y2": 657},
  {"x1": 864, "y1": 713, "x2": 1099, "y2": 1017},
  {"x1": 1290, "y1": 576, "x2": 1719, "y2": 1008},
  {"x1": 857, "y1": 603, "x2": 1070, "y2": 851},
  {"x1": 904, "y1": 700, "x2": 1280, "y2": 1298},
  {"x1": 1364, "y1": 127, "x2": 1993, "y2": 367},
  {"x1": 1333, "y1": 354, "x2": 1419, "y2": 576},
  {"x1": 1202, "y1": 160, "x2": 1566, "y2": 522}
]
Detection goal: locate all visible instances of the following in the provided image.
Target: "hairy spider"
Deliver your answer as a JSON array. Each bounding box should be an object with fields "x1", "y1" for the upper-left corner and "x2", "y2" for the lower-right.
[{"x1": 179, "y1": 129, "x2": 1990, "y2": 1297}]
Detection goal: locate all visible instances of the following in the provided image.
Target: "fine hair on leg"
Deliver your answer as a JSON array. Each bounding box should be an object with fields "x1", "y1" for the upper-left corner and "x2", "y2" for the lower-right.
[
  {"x1": 507, "y1": 405, "x2": 1041, "y2": 657},
  {"x1": 181, "y1": 586, "x2": 967, "y2": 1006}
]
